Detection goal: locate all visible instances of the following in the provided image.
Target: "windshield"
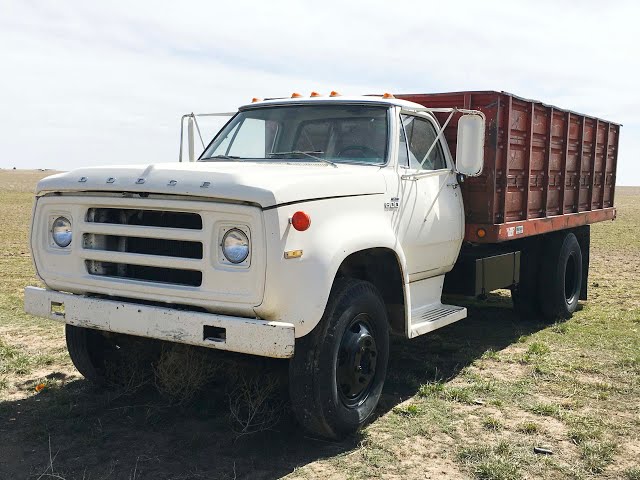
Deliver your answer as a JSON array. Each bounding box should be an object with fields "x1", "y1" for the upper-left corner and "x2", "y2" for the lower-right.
[{"x1": 200, "y1": 105, "x2": 390, "y2": 165}]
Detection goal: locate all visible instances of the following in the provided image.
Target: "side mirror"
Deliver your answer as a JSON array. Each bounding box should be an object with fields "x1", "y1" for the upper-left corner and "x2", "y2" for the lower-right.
[{"x1": 455, "y1": 114, "x2": 485, "y2": 176}]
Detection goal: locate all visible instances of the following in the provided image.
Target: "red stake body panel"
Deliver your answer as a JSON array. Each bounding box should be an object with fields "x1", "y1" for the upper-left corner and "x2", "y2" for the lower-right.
[{"x1": 396, "y1": 91, "x2": 620, "y2": 243}]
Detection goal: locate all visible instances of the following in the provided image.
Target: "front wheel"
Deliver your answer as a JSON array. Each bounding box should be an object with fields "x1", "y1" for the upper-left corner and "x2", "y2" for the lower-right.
[
  {"x1": 289, "y1": 278, "x2": 389, "y2": 439},
  {"x1": 66, "y1": 325, "x2": 157, "y2": 386},
  {"x1": 66, "y1": 324, "x2": 110, "y2": 384}
]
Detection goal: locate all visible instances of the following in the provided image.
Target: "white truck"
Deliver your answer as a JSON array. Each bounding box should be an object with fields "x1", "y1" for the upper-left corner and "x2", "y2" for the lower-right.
[{"x1": 24, "y1": 91, "x2": 619, "y2": 438}]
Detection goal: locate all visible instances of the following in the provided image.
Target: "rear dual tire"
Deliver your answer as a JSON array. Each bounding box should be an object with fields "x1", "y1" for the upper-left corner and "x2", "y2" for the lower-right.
[
  {"x1": 539, "y1": 232, "x2": 582, "y2": 320},
  {"x1": 512, "y1": 232, "x2": 583, "y2": 321}
]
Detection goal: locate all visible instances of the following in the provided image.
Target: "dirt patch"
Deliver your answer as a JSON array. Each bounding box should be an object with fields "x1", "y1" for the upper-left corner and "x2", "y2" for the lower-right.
[{"x1": 395, "y1": 436, "x2": 469, "y2": 479}]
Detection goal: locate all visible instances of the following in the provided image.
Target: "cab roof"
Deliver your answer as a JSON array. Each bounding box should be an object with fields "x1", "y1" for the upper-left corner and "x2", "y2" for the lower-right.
[{"x1": 239, "y1": 95, "x2": 427, "y2": 112}]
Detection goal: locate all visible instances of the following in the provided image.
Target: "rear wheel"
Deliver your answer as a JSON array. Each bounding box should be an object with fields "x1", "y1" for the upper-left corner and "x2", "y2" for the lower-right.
[
  {"x1": 289, "y1": 278, "x2": 389, "y2": 439},
  {"x1": 539, "y1": 232, "x2": 583, "y2": 320}
]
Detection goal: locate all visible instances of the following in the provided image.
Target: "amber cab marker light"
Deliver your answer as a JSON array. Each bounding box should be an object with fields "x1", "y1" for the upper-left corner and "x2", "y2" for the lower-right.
[
  {"x1": 291, "y1": 92, "x2": 303, "y2": 98},
  {"x1": 291, "y1": 211, "x2": 311, "y2": 231},
  {"x1": 382, "y1": 92, "x2": 395, "y2": 99},
  {"x1": 310, "y1": 91, "x2": 321, "y2": 97},
  {"x1": 329, "y1": 91, "x2": 341, "y2": 97},
  {"x1": 251, "y1": 97, "x2": 261, "y2": 103},
  {"x1": 477, "y1": 228, "x2": 486, "y2": 238}
]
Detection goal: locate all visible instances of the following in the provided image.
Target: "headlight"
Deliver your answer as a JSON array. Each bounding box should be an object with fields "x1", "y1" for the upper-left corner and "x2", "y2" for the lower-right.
[
  {"x1": 51, "y1": 216, "x2": 72, "y2": 247},
  {"x1": 221, "y1": 228, "x2": 250, "y2": 264}
]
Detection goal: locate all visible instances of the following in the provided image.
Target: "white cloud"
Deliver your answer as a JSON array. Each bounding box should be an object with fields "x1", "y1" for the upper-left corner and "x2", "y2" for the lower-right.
[{"x1": 0, "y1": 0, "x2": 638, "y2": 184}]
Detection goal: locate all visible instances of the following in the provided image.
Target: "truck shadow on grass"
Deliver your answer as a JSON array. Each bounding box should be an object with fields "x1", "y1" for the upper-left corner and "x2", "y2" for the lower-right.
[{"x1": 0, "y1": 297, "x2": 545, "y2": 480}]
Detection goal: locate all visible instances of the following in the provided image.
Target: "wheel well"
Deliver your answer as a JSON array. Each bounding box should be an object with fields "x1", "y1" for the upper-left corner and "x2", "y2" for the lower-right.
[{"x1": 336, "y1": 248, "x2": 406, "y2": 335}]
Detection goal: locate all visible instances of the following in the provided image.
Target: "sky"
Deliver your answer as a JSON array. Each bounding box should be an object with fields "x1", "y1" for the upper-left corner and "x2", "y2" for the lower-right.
[{"x1": 1, "y1": 0, "x2": 639, "y2": 185}]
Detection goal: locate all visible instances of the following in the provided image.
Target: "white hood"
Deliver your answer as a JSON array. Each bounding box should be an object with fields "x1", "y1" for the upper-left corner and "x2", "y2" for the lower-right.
[{"x1": 35, "y1": 161, "x2": 387, "y2": 208}]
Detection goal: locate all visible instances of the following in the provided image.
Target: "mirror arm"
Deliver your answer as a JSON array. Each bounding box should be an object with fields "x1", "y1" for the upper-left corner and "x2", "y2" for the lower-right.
[
  {"x1": 399, "y1": 107, "x2": 485, "y2": 180},
  {"x1": 178, "y1": 111, "x2": 236, "y2": 162},
  {"x1": 418, "y1": 110, "x2": 455, "y2": 169},
  {"x1": 401, "y1": 169, "x2": 454, "y2": 181},
  {"x1": 191, "y1": 113, "x2": 206, "y2": 150},
  {"x1": 178, "y1": 113, "x2": 194, "y2": 163}
]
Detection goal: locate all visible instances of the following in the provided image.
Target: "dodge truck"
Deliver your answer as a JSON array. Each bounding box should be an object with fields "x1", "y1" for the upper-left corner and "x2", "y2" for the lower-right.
[{"x1": 24, "y1": 90, "x2": 619, "y2": 438}]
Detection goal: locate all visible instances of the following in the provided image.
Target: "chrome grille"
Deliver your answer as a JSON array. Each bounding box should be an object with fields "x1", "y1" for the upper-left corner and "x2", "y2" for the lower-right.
[
  {"x1": 86, "y1": 207, "x2": 202, "y2": 229},
  {"x1": 83, "y1": 234, "x2": 203, "y2": 259},
  {"x1": 35, "y1": 194, "x2": 265, "y2": 309},
  {"x1": 83, "y1": 207, "x2": 204, "y2": 287},
  {"x1": 85, "y1": 261, "x2": 203, "y2": 287}
]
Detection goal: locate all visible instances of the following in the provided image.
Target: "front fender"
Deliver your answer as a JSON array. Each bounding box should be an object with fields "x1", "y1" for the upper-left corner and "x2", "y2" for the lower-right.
[{"x1": 254, "y1": 194, "x2": 406, "y2": 338}]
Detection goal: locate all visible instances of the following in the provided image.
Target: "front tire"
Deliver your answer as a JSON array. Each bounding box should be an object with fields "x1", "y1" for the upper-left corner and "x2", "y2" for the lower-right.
[
  {"x1": 66, "y1": 324, "x2": 110, "y2": 384},
  {"x1": 66, "y1": 325, "x2": 157, "y2": 386},
  {"x1": 289, "y1": 278, "x2": 389, "y2": 439}
]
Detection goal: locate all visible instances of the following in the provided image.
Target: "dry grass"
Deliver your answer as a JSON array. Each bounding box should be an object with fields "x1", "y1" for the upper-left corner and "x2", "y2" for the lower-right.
[
  {"x1": 227, "y1": 374, "x2": 286, "y2": 437},
  {"x1": 153, "y1": 343, "x2": 222, "y2": 405},
  {"x1": 0, "y1": 169, "x2": 638, "y2": 479}
]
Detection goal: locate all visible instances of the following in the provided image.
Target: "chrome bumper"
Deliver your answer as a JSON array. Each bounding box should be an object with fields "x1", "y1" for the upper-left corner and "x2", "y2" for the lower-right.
[{"x1": 24, "y1": 286, "x2": 295, "y2": 358}]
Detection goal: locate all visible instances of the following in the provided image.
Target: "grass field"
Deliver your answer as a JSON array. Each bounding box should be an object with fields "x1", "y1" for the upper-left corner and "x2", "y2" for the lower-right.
[{"x1": 0, "y1": 169, "x2": 638, "y2": 479}]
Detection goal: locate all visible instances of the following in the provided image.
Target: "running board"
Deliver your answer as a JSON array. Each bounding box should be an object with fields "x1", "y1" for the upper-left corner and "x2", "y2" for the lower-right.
[{"x1": 409, "y1": 303, "x2": 467, "y2": 338}]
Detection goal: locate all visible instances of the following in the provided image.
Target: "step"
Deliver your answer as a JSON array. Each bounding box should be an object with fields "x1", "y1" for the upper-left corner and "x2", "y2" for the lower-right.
[{"x1": 409, "y1": 303, "x2": 467, "y2": 338}]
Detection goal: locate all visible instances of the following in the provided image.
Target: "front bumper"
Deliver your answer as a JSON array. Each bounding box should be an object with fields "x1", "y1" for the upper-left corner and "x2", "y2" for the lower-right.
[{"x1": 24, "y1": 287, "x2": 295, "y2": 358}]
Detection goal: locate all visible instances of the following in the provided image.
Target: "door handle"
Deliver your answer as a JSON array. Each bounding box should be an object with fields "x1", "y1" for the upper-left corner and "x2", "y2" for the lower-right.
[{"x1": 447, "y1": 183, "x2": 459, "y2": 189}]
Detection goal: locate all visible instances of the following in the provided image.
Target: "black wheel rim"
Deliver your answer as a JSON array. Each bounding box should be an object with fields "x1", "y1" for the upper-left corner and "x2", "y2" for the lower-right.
[
  {"x1": 564, "y1": 252, "x2": 579, "y2": 304},
  {"x1": 336, "y1": 314, "x2": 378, "y2": 408}
]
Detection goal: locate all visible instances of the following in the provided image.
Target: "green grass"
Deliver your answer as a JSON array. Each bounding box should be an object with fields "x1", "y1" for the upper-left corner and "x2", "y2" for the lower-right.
[
  {"x1": 580, "y1": 441, "x2": 617, "y2": 474},
  {"x1": 0, "y1": 339, "x2": 33, "y2": 376},
  {"x1": 625, "y1": 467, "x2": 640, "y2": 480},
  {"x1": 515, "y1": 422, "x2": 540, "y2": 435},
  {"x1": 482, "y1": 416, "x2": 503, "y2": 431},
  {"x1": 458, "y1": 443, "x2": 521, "y2": 480},
  {"x1": 392, "y1": 403, "x2": 422, "y2": 417}
]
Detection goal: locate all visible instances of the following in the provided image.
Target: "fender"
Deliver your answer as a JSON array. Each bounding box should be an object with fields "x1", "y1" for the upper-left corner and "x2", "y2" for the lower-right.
[{"x1": 254, "y1": 194, "x2": 408, "y2": 338}]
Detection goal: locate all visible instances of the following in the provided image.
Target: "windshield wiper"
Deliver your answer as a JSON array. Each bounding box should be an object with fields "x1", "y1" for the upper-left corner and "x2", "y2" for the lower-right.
[
  {"x1": 204, "y1": 154, "x2": 242, "y2": 161},
  {"x1": 269, "y1": 151, "x2": 337, "y2": 168}
]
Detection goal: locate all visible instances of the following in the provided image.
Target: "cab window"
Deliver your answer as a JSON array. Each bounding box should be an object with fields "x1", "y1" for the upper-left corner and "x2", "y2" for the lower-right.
[{"x1": 400, "y1": 115, "x2": 447, "y2": 170}]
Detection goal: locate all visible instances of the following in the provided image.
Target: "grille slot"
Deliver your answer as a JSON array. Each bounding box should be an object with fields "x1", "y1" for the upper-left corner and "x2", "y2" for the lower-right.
[
  {"x1": 86, "y1": 260, "x2": 202, "y2": 287},
  {"x1": 86, "y1": 208, "x2": 202, "y2": 230},
  {"x1": 83, "y1": 234, "x2": 203, "y2": 259}
]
